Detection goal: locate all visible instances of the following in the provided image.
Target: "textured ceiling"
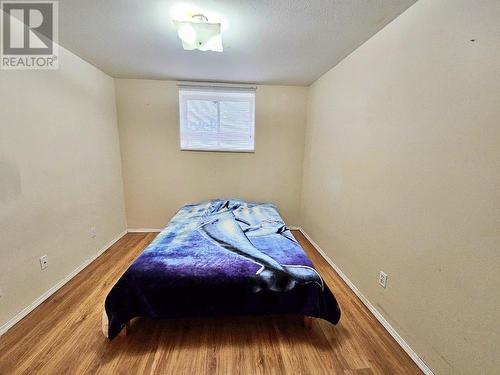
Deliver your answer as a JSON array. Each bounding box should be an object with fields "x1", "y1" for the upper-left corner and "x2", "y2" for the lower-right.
[{"x1": 58, "y1": 0, "x2": 417, "y2": 85}]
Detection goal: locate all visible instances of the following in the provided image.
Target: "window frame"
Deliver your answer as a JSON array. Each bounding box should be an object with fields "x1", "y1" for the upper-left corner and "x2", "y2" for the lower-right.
[{"x1": 178, "y1": 85, "x2": 256, "y2": 153}]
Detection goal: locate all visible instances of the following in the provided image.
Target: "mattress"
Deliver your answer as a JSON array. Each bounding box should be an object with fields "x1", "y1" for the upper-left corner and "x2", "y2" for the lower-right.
[{"x1": 104, "y1": 199, "x2": 341, "y2": 339}]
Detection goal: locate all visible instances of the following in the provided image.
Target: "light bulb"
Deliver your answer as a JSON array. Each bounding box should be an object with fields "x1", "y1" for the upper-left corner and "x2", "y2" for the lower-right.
[{"x1": 177, "y1": 24, "x2": 196, "y2": 45}]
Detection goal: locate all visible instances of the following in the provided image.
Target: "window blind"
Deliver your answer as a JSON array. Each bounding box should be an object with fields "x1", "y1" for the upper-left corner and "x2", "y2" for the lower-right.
[{"x1": 179, "y1": 85, "x2": 256, "y2": 152}]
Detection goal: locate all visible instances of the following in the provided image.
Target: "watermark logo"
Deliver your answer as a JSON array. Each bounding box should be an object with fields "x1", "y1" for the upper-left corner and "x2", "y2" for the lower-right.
[{"x1": 1, "y1": 1, "x2": 58, "y2": 70}]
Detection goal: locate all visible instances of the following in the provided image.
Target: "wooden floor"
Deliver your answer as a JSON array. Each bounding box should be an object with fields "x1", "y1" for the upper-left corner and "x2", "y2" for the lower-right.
[{"x1": 0, "y1": 231, "x2": 422, "y2": 375}]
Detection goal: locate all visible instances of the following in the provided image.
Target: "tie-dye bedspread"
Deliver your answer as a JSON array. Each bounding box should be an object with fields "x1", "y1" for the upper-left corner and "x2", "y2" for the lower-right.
[{"x1": 104, "y1": 199, "x2": 341, "y2": 339}]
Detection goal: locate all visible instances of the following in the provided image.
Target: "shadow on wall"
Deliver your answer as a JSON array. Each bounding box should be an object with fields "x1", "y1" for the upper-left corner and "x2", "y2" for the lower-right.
[{"x1": 0, "y1": 157, "x2": 22, "y2": 202}]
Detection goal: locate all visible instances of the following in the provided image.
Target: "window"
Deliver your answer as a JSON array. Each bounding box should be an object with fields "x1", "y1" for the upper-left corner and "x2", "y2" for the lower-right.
[{"x1": 179, "y1": 85, "x2": 256, "y2": 152}]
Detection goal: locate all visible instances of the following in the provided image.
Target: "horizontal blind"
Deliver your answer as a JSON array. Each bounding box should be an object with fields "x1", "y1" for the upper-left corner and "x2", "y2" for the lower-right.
[{"x1": 179, "y1": 85, "x2": 255, "y2": 152}]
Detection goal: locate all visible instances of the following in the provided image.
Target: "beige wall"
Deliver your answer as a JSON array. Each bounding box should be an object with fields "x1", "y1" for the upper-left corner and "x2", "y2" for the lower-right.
[
  {"x1": 116, "y1": 79, "x2": 307, "y2": 228},
  {"x1": 300, "y1": 0, "x2": 500, "y2": 374},
  {"x1": 0, "y1": 47, "x2": 126, "y2": 329}
]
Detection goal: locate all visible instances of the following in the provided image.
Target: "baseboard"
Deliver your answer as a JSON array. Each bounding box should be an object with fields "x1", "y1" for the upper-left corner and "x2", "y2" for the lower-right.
[
  {"x1": 127, "y1": 228, "x2": 162, "y2": 233},
  {"x1": 296, "y1": 227, "x2": 434, "y2": 375},
  {"x1": 0, "y1": 229, "x2": 127, "y2": 337}
]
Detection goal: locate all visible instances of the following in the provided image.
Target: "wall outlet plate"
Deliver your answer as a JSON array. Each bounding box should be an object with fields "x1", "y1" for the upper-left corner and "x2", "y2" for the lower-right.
[
  {"x1": 378, "y1": 271, "x2": 388, "y2": 288},
  {"x1": 39, "y1": 255, "x2": 49, "y2": 270},
  {"x1": 90, "y1": 226, "x2": 97, "y2": 238}
]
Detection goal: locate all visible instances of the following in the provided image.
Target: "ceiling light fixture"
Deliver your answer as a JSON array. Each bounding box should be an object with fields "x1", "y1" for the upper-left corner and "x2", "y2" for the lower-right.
[{"x1": 173, "y1": 13, "x2": 223, "y2": 52}]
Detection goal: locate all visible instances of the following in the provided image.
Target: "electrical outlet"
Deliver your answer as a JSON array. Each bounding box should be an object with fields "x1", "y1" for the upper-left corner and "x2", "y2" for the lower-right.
[
  {"x1": 0, "y1": 286, "x2": 3, "y2": 299},
  {"x1": 90, "y1": 226, "x2": 97, "y2": 238},
  {"x1": 39, "y1": 255, "x2": 49, "y2": 270},
  {"x1": 378, "y1": 271, "x2": 388, "y2": 288}
]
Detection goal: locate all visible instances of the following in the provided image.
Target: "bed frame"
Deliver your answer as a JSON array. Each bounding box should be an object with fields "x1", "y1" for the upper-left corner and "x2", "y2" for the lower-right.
[{"x1": 102, "y1": 310, "x2": 313, "y2": 338}]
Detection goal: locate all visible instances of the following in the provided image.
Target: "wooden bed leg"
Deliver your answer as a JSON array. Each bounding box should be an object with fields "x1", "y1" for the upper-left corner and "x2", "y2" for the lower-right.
[
  {"x1": 118, "y1": 321, "x2": 130, "y2": 337},
  {"x1": 102, "y1": 309, "x2": 110, "y2": 338},
  {"x1": 303, "y1": 316, "x2": 313, "y2": 329}
]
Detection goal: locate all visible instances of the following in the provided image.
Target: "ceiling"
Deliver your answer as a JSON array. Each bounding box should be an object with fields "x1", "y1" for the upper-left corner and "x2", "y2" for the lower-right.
[{"x1": 58, "y1": 0, "x2": 416, "y2": 86}]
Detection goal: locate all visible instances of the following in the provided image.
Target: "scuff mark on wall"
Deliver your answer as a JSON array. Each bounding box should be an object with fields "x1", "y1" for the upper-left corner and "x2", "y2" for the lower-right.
[{"x1": 0, "y1": 157, "x2": 22, "y2": 202}]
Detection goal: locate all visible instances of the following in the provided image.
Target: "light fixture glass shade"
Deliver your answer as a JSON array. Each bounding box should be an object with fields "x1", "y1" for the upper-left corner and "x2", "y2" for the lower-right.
[{"x1": 173, "y1": 20, "x2": 223, "y2": 52}]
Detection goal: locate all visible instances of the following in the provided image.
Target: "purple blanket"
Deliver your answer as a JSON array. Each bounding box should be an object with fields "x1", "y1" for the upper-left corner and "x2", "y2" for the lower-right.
[{"x1": 104, "y1": 199, "x2": 341, "y2": 339}]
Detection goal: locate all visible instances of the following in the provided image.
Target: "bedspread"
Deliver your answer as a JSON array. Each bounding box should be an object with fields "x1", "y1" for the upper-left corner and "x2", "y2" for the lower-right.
[{"x1": 104, "y1": 199, "x2": 341, "y2": 339}]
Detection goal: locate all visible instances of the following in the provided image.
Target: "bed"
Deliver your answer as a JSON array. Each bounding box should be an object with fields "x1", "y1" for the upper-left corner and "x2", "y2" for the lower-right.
[{"x1": 102, "y1": 199, "x2": 341, "y2": 339}]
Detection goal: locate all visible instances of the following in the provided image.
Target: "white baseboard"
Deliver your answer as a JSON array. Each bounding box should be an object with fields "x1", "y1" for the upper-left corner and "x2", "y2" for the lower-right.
[
  {"x1": 0, "y1": 230, "x2": 127, "y2": 337},
  {"x1": 127, "y1": 228, "x2": 162, "y2": 233},
  {"x1": 296, "y1": 227, "x2": 434, "y2": 375}
]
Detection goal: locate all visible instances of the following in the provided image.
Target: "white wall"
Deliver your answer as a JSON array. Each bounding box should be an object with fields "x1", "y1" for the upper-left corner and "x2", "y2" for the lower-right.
[
  {"x1": 116, "y1": 79, "x2": 307, "y2": 228},
  {"x1": 0, "y1": 46, "x2": 127, "y2": 329},
  {"x1": 300, "y1": 0, "x2": 500, "y2": 374}
]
